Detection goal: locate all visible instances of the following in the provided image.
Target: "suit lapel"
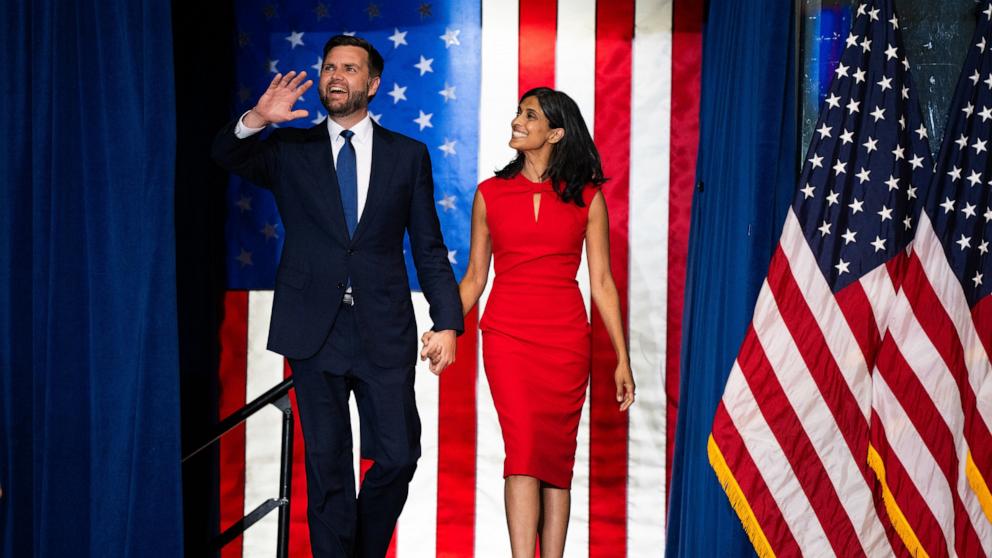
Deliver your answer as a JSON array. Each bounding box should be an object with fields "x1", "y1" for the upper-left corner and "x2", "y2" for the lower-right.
[
  {"x1": 352, "y1": 122, "x2": 397, "y2": 243},
  {"x1": 305, "y1": 122, "x2": 350, "y2": 243}
]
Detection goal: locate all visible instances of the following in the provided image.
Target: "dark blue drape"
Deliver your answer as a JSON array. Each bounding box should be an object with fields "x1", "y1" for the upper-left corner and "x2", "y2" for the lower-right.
[
  {"x1": 1, "y1": 1, "x2": 183, "y2": 556},
  {"x1": 666, "y1": 1, "x2": 796, "y2": 556}
]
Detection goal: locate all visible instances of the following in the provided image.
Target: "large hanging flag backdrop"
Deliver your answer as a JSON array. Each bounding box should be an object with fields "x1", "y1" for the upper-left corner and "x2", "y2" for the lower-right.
[{"x1": 214, "y1": 0, "x2": 701, "y2": 556}]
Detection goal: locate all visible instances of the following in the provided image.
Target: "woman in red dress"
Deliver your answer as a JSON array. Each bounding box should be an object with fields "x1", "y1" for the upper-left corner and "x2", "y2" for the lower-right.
[{"x1": 423, "y1": 87, "x2": 634, "y2": 557}]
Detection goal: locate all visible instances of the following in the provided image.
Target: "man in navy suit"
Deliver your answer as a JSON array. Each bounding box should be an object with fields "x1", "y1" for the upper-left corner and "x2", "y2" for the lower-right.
[{"x1": 213, "y1": 35, "x2": 462, "y2": 558}]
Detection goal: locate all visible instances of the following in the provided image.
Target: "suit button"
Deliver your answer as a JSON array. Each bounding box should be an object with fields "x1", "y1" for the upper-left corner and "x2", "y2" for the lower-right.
[
  {"x1": 347, "y1": 249, "x2": 355, "y2": 256},
  {"x1": 337, "y1": 282, "x2": 345, "y2": 289}
]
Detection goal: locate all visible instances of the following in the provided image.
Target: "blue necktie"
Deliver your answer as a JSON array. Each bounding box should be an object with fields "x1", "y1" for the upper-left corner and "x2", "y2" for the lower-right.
[{"x1": 338, "y1": 129, "x2": 358, "y2": 237}]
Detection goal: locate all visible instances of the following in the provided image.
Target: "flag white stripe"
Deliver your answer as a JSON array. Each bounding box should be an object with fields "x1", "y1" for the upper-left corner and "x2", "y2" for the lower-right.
[
  {"x1": 244, "y1": 291, "x2": 289, "y2": 557},
  {"x1": 722, "y1": 362, "x2": 833, "y2": 556},
  {"x1": 627, "y1": 0, "x2": 671, "y2": 555},
  {"x1": 556, "y1": 2, "x2": 596, "y2": 555},
  {"x1": 475, "y1": 0, "x2": 518, "y2": 555},
  {"x1": 750, "y1": 282, "x2": 890, "y2": 556},
  {"x1": 858, "y1": 264, "x2": 899, "y2": 338},
  {"x1": 398, "y1": 294, "x2": 440, "y2": 554},
  {"x1": 779, "y1": 211, "x2": 872, "y2": 417}
]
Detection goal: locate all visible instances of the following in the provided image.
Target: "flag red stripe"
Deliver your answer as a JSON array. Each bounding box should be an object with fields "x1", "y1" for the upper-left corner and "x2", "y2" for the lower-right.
[
  {"x1": 666, "y1": 0, "x2": 703, "y2": 508},
  {"x1": 874, "y1": 332, "x2": 983, "y2": 557},
  {"x1": 737, "y1": 325, "x2": 866, "y2": 557},
  {"x1": 219, "y1": 291, "x2": 249, "y2": 558},
  {"x1": 711, "y1": 403, "x2": 803, "y2": 556},
  {"x1": 518, "y1": 0, "x2": 556, "y2": 97},
  {"x1": 590, "y1": 2, "x2": 634, "y2": 555},
  {"x1": 901, "y1": 254, "x2": 992, "y2": 475},
  {"x1": 284, "y1": 358, "x2": 312, "y2": 557},
  {"x1": 870, "y1": 411, "x2": 950, "y2": 558},
  {"x1": 766, "y1": 248, "x2": 870, "y2": 478},
  {"x1": 835, "y1": 279, "x2": 881, "y2": 370},
  {"x1": 436, "y1": 310, "x2": 479, "y2": 558},
  {"x1": 885, "y1": 252, "x2": 909, "y2": 294}
]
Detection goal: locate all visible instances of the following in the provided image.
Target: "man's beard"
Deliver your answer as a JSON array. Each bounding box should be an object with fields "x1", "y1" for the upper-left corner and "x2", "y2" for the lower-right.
[{"x1": 321, "y1": 86, "x2": 369, "y2": 118}]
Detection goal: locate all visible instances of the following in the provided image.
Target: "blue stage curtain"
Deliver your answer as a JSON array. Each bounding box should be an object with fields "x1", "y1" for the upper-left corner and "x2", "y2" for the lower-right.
[
  {"x1": 0, "y1": 1, "x2": 183, "y2": 556},
  {"x1": 665, "y1": 1, "x2": 796, "y2": 556}
]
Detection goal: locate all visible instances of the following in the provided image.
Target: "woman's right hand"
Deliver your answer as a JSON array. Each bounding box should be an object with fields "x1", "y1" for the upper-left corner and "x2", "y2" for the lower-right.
[
  {"x1": 245, "y1": 71, "x2": 313, "y2": 127},
  {"x1": 420, "y1": 331, "x2": 439, "y2": 364}
]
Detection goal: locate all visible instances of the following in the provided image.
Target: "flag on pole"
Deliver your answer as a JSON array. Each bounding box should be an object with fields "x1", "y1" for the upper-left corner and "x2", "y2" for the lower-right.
[
  {"x1": 867, "y1": 2, "x2": 992, "y2": 555},
  {"x1": 215, "y1": 0, "x2": 700, "y2": 556},
  {"x1": 709, "y1": 0, "x2": 938, "y2": 555}
]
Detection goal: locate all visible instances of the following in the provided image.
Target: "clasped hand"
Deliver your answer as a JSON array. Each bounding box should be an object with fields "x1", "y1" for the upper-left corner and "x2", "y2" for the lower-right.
[{"x1": 419, "y1": 330, "x2": 457, "y2": 374}]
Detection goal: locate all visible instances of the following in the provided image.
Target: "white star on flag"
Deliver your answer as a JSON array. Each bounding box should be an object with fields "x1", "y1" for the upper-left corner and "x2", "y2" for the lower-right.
[
  {"x1": 285, "y1": 31, "x2": 304, "y2": 49},
  {"x1": 388, "y1": 83, "x2": 407, "y2": 104},
  {"x1": 440, "y1": 28, "x2": 461, "y2": 48},
  {"x1": 438, "y1": 194, "x2": 457, "y2": 211},
  {"x1": 388, "y1": 28, "x2": 408, "y2": 48},
  {"x1": 415, "y1": 55, "x2": 434, "y2": 76},
  {"x1": 955, "y1": 234, "x2": 972, "y2": 250},
  {"x1": 439, "y1": 83, "x2": 457, "y2": 102},
  {"x1": 414, "y1": 110, "x2": 434, "y2": 131},
  {"x1": 871, "y1": 236, "x2": 886, "y2": 252},
  {"x1": 439, "y1": 139, "x2": 456, "y2": 157}
]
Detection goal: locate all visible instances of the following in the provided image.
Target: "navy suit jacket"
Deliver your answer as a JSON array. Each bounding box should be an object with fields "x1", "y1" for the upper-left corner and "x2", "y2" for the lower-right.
[{"x1": 212, "y1": 117, "x2": 463, "y2": 368}]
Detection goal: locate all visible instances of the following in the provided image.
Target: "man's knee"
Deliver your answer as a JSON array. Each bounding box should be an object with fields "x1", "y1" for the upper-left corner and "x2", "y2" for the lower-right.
[{"x1": 368, "y1": 451, "x2": 419, "y2": 485}]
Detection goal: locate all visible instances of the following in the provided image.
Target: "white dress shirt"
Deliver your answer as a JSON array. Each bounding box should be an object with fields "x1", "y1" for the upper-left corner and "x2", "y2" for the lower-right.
[{"x1": 234, "y1": 111, "x2": 374, "y2": 220}]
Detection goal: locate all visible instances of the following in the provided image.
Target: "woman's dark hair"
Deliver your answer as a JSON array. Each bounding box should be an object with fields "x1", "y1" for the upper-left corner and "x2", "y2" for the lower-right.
[
  {"x1": 495, "y1": 87, "x2": 606, "y2": 206},
  {"x1": 322, "y1": 35, "x2": 385, "y2": 78}
]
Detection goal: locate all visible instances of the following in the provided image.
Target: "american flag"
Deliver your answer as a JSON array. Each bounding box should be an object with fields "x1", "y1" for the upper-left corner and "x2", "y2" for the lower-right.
[
  {"x1": 867, "y1": 2, "x2": 992, "y2": 556},
  {"x1": 216, "y1": 1, "x2": 700, "y2": 556},
  {"x1": 707, "y1": 0, "x2": 966, "y2": 555}
]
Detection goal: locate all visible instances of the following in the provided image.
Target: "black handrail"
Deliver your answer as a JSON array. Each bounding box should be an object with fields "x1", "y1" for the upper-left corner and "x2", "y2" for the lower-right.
[{"x1": 183, "y1": 377, "x2": 295, "y2": 557}]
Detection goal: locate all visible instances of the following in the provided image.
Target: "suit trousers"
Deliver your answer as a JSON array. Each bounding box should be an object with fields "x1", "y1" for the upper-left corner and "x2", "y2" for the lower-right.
[{"x1": 289, "y1": 303, "x2": 421, "y2": 558}]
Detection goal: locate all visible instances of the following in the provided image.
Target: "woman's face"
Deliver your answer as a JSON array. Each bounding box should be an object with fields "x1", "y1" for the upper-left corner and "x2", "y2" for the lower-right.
[{"x1": 509, "y1": 96, "x2": 562, "y2": 152}]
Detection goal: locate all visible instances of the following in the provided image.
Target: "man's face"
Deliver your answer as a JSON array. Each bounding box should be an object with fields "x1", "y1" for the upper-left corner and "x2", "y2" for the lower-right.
[{"x1": 318, "y1": 45, "x2": 381, "y2": 118}]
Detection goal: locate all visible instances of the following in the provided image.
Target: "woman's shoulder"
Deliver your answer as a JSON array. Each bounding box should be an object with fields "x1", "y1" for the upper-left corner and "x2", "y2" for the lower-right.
[
  {"x1": 477, "y1": 174, "x2": 519, "y2": 195},
  {"x1": 581, "y1": 183, "x2": 602, "y2": 206}
]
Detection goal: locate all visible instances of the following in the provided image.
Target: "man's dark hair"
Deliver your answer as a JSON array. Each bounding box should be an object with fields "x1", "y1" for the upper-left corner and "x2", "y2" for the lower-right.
[{"x1": 322, "y1": 35, "x2": 385, "y2": 77}]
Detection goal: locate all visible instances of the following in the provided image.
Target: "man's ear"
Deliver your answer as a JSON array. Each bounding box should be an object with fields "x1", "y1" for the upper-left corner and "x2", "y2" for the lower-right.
[
  {"x1": 368, "y1": 75, "x2": 382, "y2": 97},
  {"x1": 548, "y1": 128, "x2": 565, "y2": 144}
]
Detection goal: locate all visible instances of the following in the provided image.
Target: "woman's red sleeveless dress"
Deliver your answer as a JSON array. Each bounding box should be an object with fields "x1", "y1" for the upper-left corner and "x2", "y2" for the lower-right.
[{"x1": 478, "y1": 174, "x2": 596, "y2": 489}]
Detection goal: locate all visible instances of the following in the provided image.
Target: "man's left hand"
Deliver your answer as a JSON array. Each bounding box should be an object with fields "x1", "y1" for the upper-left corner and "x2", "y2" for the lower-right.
[{"x1": 420, "y1": 329, "x2": 456, "y2": 375}]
